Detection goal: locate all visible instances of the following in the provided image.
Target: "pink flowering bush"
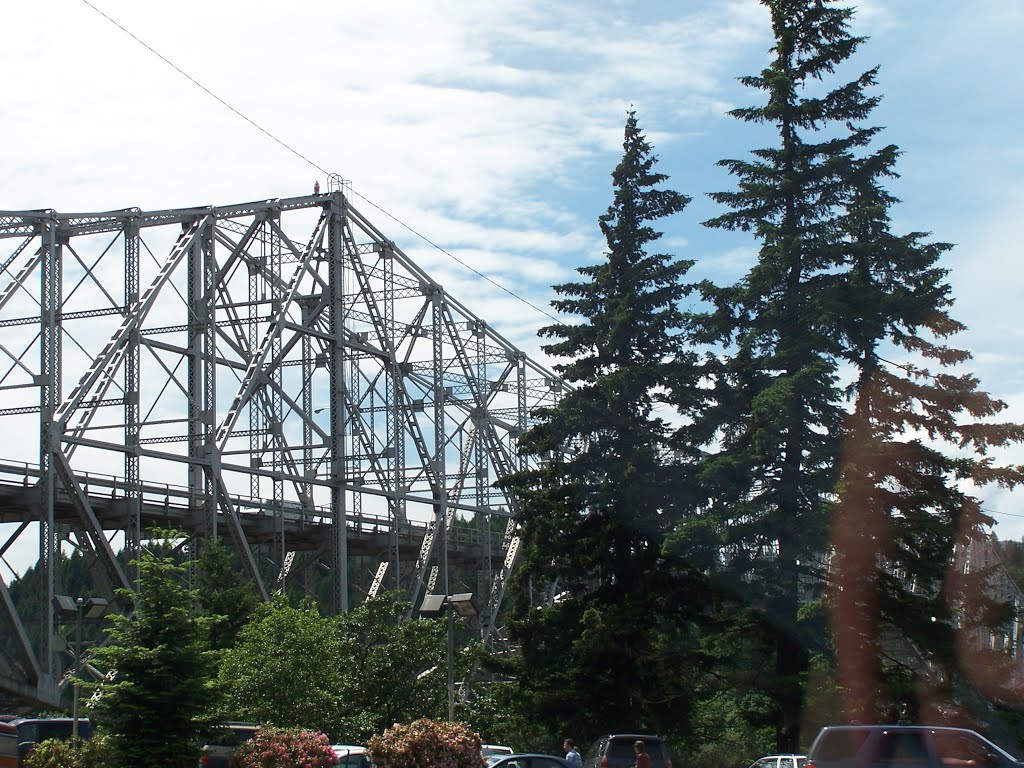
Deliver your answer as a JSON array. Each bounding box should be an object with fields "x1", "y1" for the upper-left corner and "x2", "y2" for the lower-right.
[
  {"x1": 367, "y1": 719, "x2": 485, "y2": 768},
  {"x1": 231, "y1": 726, "x2": 338, "y2": 768}
]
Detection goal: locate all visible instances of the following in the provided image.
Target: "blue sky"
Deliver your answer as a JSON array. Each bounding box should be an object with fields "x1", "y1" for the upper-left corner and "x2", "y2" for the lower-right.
[{"x1": 1, "y1": 0, "x2": 1022, "y2": 545}]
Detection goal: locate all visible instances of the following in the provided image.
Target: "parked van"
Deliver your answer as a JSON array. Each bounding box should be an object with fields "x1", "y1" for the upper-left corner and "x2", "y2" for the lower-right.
[{"x1": 8, "y1": 717, "x2": 92, "y2": 767}]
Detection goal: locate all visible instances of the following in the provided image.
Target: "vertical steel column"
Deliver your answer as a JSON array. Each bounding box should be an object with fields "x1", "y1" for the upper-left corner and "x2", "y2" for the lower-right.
[
  {"x1": 301, "y1": 297, "x2": 313, "y2": 508},
  {"x1": 269, "y1": 211, "x2": 285, "y2": 584},
  {"x1": 299, "y1": 296, "x2": 314, "y2": 596},
  {"x1": 328, "y1": 194, "x2": 349, "y2": 612},
  {"x1": 202, "y1": 222, "x2": 218, "y2": 539},
  {"x1": 187, "y1": 217, "x2": 215, "y2": 539},
  {"x1": 37, "y1": 217, "x2": 62, "y2": 695},
  {"x1": 383, "y1": 245, "x2": 404, "y2": 590},
  {"x1": 517, "y1": 356, "x2": 528, "y2": 470},
  {"x1": 431, "y1": 285, "x2": 452, "y2": 718},
  {"x1": 187, "y1": 220, "x2": 202, "y2": 531},
  {"x1": 348, "y1": 300, "x2": 362, "y2": 524},
  {"x1": 248, "y1": 219, "x2": 262, "y2": 505},
  {"x1": 124, "y1": 219, "x2": 141, "y2": 574},
  {"x1": 474, "y1": 323, "x2": 488, "y2": 622}
]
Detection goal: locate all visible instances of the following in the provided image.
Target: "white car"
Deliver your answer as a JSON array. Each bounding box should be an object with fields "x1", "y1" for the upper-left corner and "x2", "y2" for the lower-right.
[
  {"x1": 484, "y1": 744, "x2": 515, "y2": 760},
  {"x1": 748, "y1": 755, "x2": 807, "y2": 768},
  {"x1": 331, "y1": 744, "x2": 371, "y2": 768}
]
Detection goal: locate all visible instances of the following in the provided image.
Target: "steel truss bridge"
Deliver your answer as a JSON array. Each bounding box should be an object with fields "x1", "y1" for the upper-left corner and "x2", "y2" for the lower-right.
[{"x1": 0, "y1": 185, "x2": 563, "y2": 707}]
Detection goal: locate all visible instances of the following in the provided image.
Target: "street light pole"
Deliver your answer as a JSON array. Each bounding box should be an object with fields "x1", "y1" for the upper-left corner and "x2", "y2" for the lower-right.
[
  {"x1": 441, "y1": 489, "x2": 454, "y2": 720},
  {"x1": 73, "y1": 598, "x2": 83, "y2": 739},
  {"x1": 53, "y1": 594, "x2": 108, "y2": 740}
]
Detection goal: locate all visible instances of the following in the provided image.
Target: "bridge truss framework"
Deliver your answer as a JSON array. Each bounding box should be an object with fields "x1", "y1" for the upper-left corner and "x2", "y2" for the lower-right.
[{"x1": 0, "y1": 187, "x2": 562, "y2": 707}]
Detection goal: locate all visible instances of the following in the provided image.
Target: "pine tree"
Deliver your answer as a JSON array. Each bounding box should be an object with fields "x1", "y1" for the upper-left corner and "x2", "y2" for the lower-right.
[
  {"x1": 194, "y1": 538, "x2": 259, "y2": 651},
  {"x1": 503, "y1": 110, "x2": 703, "y2": 735},
  {"x1": 89, "y1": 539, "x2": 221, "y2": 768},
  {"x1": 829, "y1": 116, "x2": 1024, "y2": 723},
  {"x1": 690, "y1": 0, "x2": 1024, "y2": 740},
  {"x1": 691, "y1": 0, "x2": 879, "y2": 749}
]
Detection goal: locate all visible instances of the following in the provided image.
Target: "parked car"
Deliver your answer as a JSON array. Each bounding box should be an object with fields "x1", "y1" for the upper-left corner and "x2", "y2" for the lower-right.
[
  {"x1": 483, "y1": 744, "x2": 515, "y2": 759},
  {"x1": 199, "y1": 722, "x2": 259, "y2": 768},
  {"x1": 0, "y1": 722, "x2": 16, "y2": 768},
  {"x1": 331, "y1": 744, "x2": 371, "y2": 768},
  {"x1": 8, "y1": 717, "x2": 93, "y2": 767},
  {"x1": 487, "y1": 754, "x2": 570, "y2": 768},
  {"x1": 749, "y1": 754, "x2": 807, "y2": 768},
  {"x1": 583, "y1": 734, "x2": 672, "y2": 768},
  {"x1": 806, "y1": 724, "x2": 1021, "y2": 768}
]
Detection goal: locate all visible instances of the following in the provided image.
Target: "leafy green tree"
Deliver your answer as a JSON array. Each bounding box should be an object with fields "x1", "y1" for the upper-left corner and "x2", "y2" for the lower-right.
[
  {"x1": 218, "y1": 596, "x2": 345, "y2": 736},
  {"x1": 458, "y1": 679, "x2": 553, "y2": 754},
  {"x1": 219, "y1": 592, "x2": 448, "y2": 742},
  {"x1": 88, "y1": 536, "x2": 221, "y2": 768},
  {"x1": 827, "y1": 73, "x2": 1024, "y2": 723},
  {"x1": 689, "y1": 0, "x2": 876, "y2": 749},
  {"x1": 503, "y1": 110, "x2": 705, "y2": 738},
  {"x1": 333, "y1": 592, "x2": 447, "y2": 741}
]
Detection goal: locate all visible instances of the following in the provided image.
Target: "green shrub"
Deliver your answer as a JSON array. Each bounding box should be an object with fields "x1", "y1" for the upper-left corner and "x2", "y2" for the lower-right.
[
  {"x1": 24, "y1": 735, "x2": 111, "y2": 768},
  {"x1": 231, "y1": 726, "x2": 337, "y2": 768},
  {"x1": 367, "y1": 719, "x2": 485, "y2": 768}
]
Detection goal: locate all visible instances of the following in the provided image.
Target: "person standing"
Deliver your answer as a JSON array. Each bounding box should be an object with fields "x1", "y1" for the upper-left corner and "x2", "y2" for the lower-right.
[
  {"x1": 634, "y1": 740, "x2": 651, "y2": 768},
  {"x1": 564, "y1": 739, "x2": 582, "y2": 768}
]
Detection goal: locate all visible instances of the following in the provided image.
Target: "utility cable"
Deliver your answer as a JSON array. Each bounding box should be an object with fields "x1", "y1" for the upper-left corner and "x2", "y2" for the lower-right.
[{"x1": 77, "y1": 0, "x2": 564, "y2": 327}]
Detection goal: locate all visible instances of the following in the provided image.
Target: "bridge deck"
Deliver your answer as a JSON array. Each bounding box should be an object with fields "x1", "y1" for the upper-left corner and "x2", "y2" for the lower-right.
[{"x1": 0, "y1": 461, "x2": 500, "y2": 565}]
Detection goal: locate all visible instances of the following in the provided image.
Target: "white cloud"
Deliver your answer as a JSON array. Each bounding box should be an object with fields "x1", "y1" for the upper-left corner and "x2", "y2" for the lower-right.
[{"x1": 2, "y1": 0, "x2": 1024, "y2": 578}]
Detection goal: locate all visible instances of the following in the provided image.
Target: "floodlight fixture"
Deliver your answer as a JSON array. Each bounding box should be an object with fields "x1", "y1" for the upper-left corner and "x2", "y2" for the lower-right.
[
  {"x1": 81, "y1": 597, "x2": 109, "y2": 620},
  {"x1": 418, "y1": 593, "x2": 447, "y2": 618},
  {"x1": 448, "y1": 593, "x2": 478, "y2": 617},
  {"x1": 53, "y1": 595, "x2": 78, "y2": 618}
]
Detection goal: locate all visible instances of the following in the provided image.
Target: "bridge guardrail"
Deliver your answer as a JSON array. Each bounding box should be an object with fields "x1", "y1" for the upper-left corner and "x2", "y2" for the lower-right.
[{"x1": 0, "y1": 460, "x2": 502, "y2": 549}]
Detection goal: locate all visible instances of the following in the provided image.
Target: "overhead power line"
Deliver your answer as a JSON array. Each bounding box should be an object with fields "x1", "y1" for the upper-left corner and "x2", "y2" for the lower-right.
[{"x1": 77, "y1": 0, "x2": 563, "y2": 327}]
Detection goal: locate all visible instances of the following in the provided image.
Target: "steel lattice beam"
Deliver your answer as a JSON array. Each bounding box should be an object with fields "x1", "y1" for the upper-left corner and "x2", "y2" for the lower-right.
[{"x1": 0, "y1": 191, "x2": 561, "y2": 707}]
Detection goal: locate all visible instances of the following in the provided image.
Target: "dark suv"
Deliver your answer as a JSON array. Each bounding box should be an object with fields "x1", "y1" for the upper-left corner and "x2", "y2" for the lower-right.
[
  {"x1": 807, "y1": 725, "x2": 1021, "y2": 768},
  {"x1": 9, "y1": 717, "x2": 93, "y2": 767},
  {"x1": 583, "y1": 734, "x2": 672, "y2": 768}
]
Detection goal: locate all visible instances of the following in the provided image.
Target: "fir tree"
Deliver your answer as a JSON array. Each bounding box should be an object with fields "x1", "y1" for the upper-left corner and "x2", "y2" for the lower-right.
[
  {"x1": 194, "y1": 538, "x2": 259, "y2": 652},
  {"x1": 89, "y1": 537, "x2": 221, "y2": 768},
  {"x1": 503, "y1": 110, "x2": 704, "y2": 736},
  {"x1": 691, "y1": 0, "x2": 879, "y2": 749},
  {"x1": 829, "y1": 119, "x2": 1024, "y2": 723},
  {"x1": 690, "y1": 0, "x2": 1024, "y2": 740}
]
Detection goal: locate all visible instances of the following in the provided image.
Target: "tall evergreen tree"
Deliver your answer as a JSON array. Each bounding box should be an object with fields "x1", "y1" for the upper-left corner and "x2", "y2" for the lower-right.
[
  {"x1": 89, "y1": 538, "x2": 221, "y2": 768},
  {"x1": 687, "y1": 0, "x2": 880, "y2": 749},
  {"x1": 194, "y1": 538, "x2": 259, "y2": 652},
  {"x1": 828, "y1": 117, "x2": 1024, "y2": 723},
  {"x1": 503, "y1": 110, "x2": 705, "y2": 738},
  {"x1": 685, "y1": 0, "x2": 1024, "y2": 743}
]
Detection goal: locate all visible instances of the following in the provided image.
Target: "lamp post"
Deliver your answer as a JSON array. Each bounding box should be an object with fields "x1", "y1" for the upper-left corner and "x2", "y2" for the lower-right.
[
  {"x1": 418, "y1": 476, "x2": 478, "y2": 719},
  {"x1": 419, "y1": 592, "x2": 477, "y2": 720},
  {"x1": 53, "y1": 595, "x2": 109, "y2": 738}
]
